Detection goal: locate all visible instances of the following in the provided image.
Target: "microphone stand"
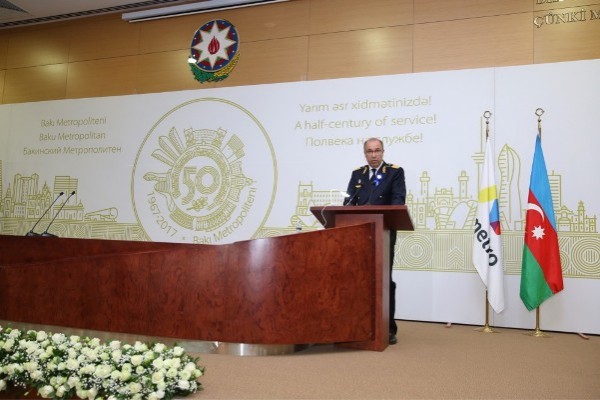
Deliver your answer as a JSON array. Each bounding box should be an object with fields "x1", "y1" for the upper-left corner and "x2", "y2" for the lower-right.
[
  {"x1": 26, "y1": 192, "x2": 64, "y2": 236},
  {"x1": 41, "y1": 191, "x2": 75, "y2": 237},
  {"x1": 344, "y1": 183, "x2": 363, "y2": 206}
]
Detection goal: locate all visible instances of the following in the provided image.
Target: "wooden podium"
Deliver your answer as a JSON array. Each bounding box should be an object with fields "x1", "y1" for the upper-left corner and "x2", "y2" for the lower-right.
[
  {"x1": 310, "y1": 205, "x2": 414, "y2": 351},
  {"x1": 0, "y1": 225, "x2": 380, "y2": 350}
]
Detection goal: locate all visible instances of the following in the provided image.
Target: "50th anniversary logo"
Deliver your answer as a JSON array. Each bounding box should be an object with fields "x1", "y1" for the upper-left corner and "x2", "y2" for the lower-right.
[{"x1": 132, "y1": 98, "x2": 277, "y2": 244}]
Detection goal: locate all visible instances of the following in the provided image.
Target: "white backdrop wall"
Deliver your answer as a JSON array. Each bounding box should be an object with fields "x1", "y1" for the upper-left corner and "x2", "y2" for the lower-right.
[{"x1": 1, "y1": 59, "x2": 598, "y2": 334}]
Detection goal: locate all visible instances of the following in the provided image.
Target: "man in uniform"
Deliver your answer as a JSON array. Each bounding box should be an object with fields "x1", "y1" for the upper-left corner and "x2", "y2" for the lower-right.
[{"x1": 344, "y1": 137, "x2": 406, "y2": 345}]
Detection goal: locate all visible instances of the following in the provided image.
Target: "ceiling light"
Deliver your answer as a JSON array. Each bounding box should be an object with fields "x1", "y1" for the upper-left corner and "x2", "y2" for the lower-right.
[{"x1": 122, "y1": 0, "x2": 289, "y2": 22}]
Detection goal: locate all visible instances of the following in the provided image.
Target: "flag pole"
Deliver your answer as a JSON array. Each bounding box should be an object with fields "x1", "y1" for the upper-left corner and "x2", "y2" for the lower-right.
[
  {"x1": 525, "y1": 108, "x2": 551, "y2": 338},
  {"x1": 474, "y1": 111, "x2": 499, "y2": 334},
  {"x1": 527, "y1": 307, "x2": 551, "y2": 337},
  {"x1": 474, "y1": 290, "x2": 498, "y2": 333}
]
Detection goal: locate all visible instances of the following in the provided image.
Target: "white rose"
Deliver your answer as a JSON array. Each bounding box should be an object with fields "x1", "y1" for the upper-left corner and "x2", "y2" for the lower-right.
[
  {"x1": 36, "y1": 331, "x2": 48, "y2": 341},
  {"x1": 66, "y1": 358, "x2": 79, "y2": 370},
  {"x1": 179, "y1": 370, "x2": 191, "y2": 380},
  {"x1": 153, "y1": 343, "x2": 166, "y2": 353},
  {"x1": 89, "y1": 338, "x2": 101, "y2": 347},
  {"x1": 144, "y1": 351, "x2": 155, "y2": 361},
  {"x1": 0, "y1": 379, "x2": 7, "y2": 391},
  {"x1": 109, "y1": 340, "x2": 121, "y2": 350},
  {"x1": 136, "y1": 366, "x2": 146, "y2": 374},
  {"x1": 26, "y1": 343, "x2": 39, "y2": 354},
  {"x1": 8, "y1": 329, "x2": 21, "y2": 339},
  {"x1": 94, "y1": 364, "x2": 113, "y2": 379},
  {"x1": 51, "y1": 333, "x2": 65, "y2": 344},
  {"x1": 2, "y1": 339, "x2": 14, "y2": 351},
  {"x1": 80, "y1": 364, "x2": 95, "y2": 375},
  {"x1": 110, "y1": 370, "x2": 122, "y2": 381},
  {"x1": 56, "y1": 386, "x2": 67, "y2": 397},
  {"x1": 173, "y1": 346, "x2": 185, "y2": 357},
  {"x1": 149, "y1": 390, "x2": 165, "y2": 400},
  {"x1": 23, "y1": 361, "x2": 38, "y2": 373},
  {"x1": 111, "y1": 349, "x2": 122, "y2": 362},
  {"x1": 69, "y1": 335, "x2": 80, "y2": 344},
  {"x1": 37, "y1": 385, "x2": 54, "y2": 398},
  {"x1": 151, "y1": 371, "x2": 165, "y2": 384},
  {"x1": 166, "y1": 367, "x2": 178, "y2": 378},
  {"x1": 7, "y1": 363, "x2": 23, "y2": 375},
  {"x1": 67, "y1": 376, "x2": 80, "y2": 388},
  {"x1": 87, "y1": 387, "x2": 98, "y2": 400},
  {"x1": 83, "y1": 348, "x2": 99, "y2": 361},
  {"x1": 130, "y1": 355, "x2": 144, "y2": 366},
  {"x1": 120, "y1": 370, "x2": 131, "y2": 381},
  {"x1": 178, "y1": 380, "x2": 190, "y2": 390},
  {"x1": 152, "y1": 357, "x2": 164, "y2": 369},
  {"x1": 184, "y1": 362, "x2": 197, "y2": 372},
  {"x1": 31, "y1": 370, "x2": 44, "y2": 381},
  {"x1": 128, "y1": 382, "x2": 142, "y2": 394},
  {"x1": 134, "y1": 341, "x2": 147, "y2": 351}
]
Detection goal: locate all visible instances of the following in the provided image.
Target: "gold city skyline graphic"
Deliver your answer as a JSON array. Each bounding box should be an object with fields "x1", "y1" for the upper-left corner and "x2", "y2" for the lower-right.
[{"x1": 0, "y1": 135, "x2": 598, "y2": 279}]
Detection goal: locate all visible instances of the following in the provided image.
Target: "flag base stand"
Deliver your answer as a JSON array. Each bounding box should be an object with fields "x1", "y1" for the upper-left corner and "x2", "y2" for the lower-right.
[
  {"x1": 524, "y1": 307, "x2": 551, "y2": 338},
  {"x1": 474, "y1": 294, "x2": 500, "y2": 333},
  {"x1": 474, "y1": 324, "x2": 499, "y2": 334},
  {"x1": 525, "y1": 328, "x2": 551, "y2": 338}
]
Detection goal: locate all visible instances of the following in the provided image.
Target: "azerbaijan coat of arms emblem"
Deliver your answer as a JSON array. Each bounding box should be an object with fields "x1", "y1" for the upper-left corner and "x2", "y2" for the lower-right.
[{"x1": 189, "y1": 19, "x2": 240, "y2": 83}]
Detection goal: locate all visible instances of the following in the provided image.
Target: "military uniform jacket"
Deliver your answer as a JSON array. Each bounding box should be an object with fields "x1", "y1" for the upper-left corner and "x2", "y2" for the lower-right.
[{"x1": 344, "y1": 162, "x2": 406, "y2": 206}]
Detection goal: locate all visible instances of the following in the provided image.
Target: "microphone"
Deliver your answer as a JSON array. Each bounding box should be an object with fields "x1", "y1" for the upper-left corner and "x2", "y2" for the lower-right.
[
  {"x1": 25, "y1": 192, "x2": 64, "y2": 236},
  {"x1": 344, "y1": 182, "x2": 363, "y2": 206},
  {"x1": 41, "y1": 191, "x2": 75, "y2": 237}
]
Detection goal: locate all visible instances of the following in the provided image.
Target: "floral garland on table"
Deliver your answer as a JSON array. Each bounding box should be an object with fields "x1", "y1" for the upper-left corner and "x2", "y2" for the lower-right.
[{"x1": 0, "y1": 324, "x2": 204, "y2": 400}]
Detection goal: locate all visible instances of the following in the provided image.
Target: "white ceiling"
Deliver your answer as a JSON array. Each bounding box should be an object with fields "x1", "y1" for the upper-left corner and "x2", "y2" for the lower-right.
[{"x1": 0, "y1": 0, "x2": 196, "y2": 28}]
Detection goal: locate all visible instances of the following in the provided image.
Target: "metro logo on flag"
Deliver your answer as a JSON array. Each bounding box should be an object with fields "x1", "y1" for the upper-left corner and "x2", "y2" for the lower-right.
[
  {"x1": 472, "y1": 137, "x2": 505, "y2": 314},
  {"x1": 489, "y1": 197, "x2": 501, "y2": 235},
  {"x1": 520, "y1": 134, "x2": 564, "y2": 311}
]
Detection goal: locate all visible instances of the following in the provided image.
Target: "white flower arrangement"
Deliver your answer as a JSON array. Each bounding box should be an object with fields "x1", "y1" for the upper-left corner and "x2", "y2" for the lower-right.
[{"x1": 0, "y1": 324, "x2": 204, "y2": 400}]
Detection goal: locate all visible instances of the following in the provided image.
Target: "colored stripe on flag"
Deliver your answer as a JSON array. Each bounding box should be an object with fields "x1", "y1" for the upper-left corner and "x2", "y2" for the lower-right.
[
  {"x1": 520, "y1": 134, "x2": 564, "y2": 311},
  {"x1": 472, "y1": 136, "x2": 505, "y2": 313}
]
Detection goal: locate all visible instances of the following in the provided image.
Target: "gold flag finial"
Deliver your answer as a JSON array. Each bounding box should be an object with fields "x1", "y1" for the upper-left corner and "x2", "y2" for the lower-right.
[
  {"x1": 535, "y1": 108, "x2": 544, "y2": 138},
  {"x1": 483, "y1": 111, "x2": 492, "y2": 139}
]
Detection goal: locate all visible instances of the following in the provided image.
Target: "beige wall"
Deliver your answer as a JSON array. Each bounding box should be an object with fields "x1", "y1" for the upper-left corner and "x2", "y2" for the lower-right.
[{"x1": 0, "y1": 0, "x2": 598, "y2": 104}]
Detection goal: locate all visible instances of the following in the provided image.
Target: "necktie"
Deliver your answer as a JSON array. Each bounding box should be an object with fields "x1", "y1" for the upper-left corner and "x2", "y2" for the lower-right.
[{"x1": 370, "y1": 168, "x2": 377, "y2": 181}]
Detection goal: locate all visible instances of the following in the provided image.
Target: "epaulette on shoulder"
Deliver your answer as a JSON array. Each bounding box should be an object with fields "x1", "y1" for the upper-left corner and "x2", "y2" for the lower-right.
[
  {"x1": 354, "y1": 165, "x2": 368, "y2": 172},
  {"x1": 388, "y1": 164, "x2": 400, "y2": 169}
]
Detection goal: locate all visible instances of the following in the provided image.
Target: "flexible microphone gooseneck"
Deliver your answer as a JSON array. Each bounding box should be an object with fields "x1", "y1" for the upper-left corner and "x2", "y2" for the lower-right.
[
  {"x1": 25, "y1": 192, "x2": 64, "y2": 237},
  {"x1": 41, "y1": 191, "x2": 75, "y2": 237},
  {"x1": 344, "y1": 182, "x2": 363, "y2": 206}
]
